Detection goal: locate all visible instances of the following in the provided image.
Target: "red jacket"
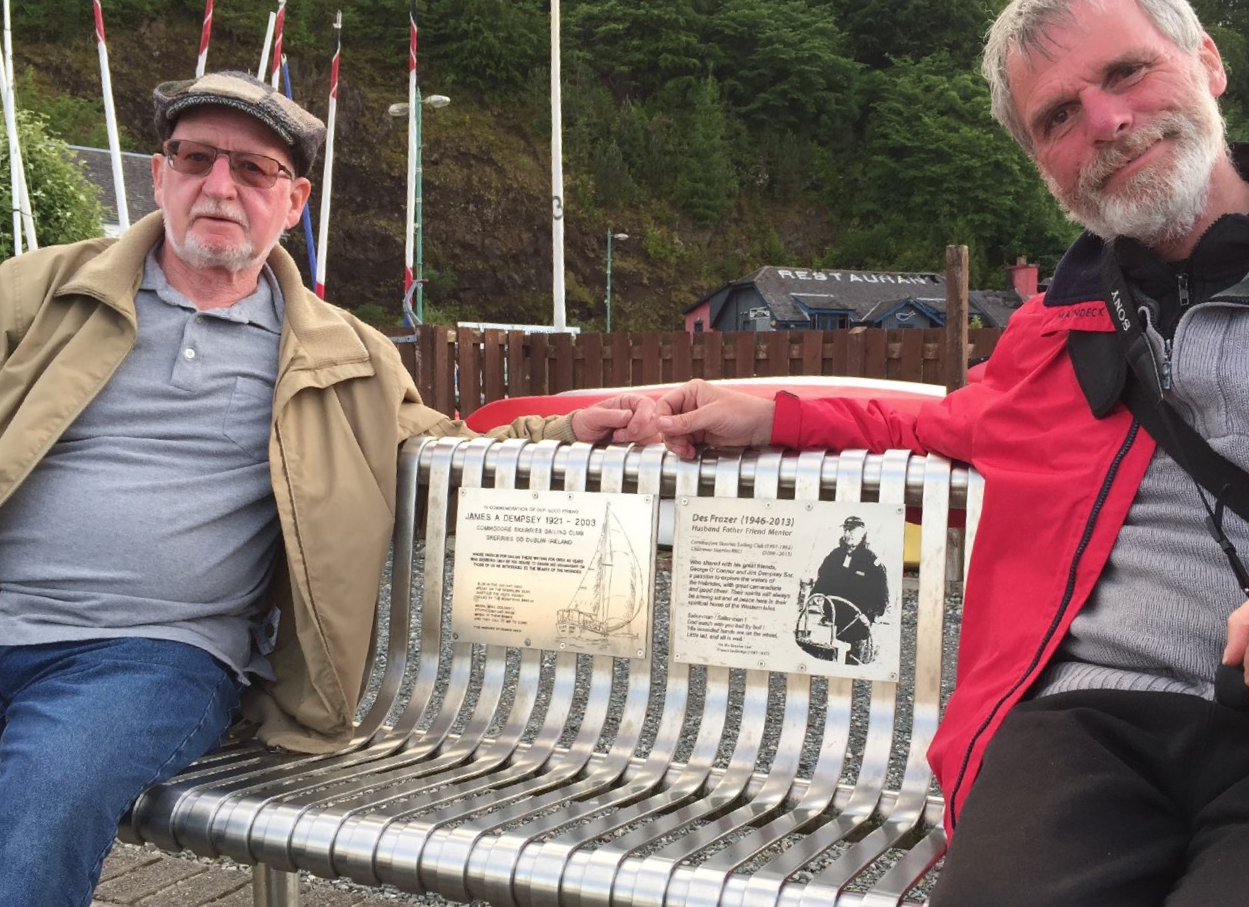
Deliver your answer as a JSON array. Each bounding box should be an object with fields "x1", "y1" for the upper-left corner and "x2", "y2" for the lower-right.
[{"x1": 771, "y1": 232, "x2": 1163, "y2": 834}]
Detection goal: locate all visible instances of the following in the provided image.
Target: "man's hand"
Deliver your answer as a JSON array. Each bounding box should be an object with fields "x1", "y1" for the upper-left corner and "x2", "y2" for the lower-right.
[
  {"x1": 1223, "y1": 598, "x2": 1249, "y2": 686},
  {"x1": 654, "y1": 379, "x2": 775, "y2": 459},
  {"x1": 570, "y1": 393, "x2": 659, "y2": 444}
]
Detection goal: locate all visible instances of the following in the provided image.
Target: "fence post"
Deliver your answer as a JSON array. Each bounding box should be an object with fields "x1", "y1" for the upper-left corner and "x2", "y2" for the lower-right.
[{"x1": 945, "y1": 244, "x2": 970, "y2": 392}]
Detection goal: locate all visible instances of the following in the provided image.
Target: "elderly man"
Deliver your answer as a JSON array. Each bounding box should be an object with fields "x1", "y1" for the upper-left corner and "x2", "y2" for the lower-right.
[
  {"x1": 653, "y1": 0, "x2": 1249, "y2": 902},
  {"x1": 0, "y1": 71, "x2": 651, "y2": 907}
]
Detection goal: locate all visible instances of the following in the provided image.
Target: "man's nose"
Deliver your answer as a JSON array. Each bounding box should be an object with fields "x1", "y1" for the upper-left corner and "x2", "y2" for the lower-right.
[
  {"x1": 202, "y1": 154, "x2": 238, "y2": 195},
  {"x1": 1082, "y1": 88, "x2": 1133, "y2": 143}
]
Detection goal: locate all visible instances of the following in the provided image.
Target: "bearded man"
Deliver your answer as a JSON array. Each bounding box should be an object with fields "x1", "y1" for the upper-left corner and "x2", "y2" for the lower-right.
[
  {"x1": 0, "y1": 71, "x2": 653, "y2": 907},
  {"x1": 649, "y1": 0, "x2": 1249, "y2": 902}
]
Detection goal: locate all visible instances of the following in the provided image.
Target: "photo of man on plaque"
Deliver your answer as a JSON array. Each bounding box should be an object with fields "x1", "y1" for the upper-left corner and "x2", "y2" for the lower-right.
[{"x1": 797, "y1": 516, "x2": 890, "y2": 666}]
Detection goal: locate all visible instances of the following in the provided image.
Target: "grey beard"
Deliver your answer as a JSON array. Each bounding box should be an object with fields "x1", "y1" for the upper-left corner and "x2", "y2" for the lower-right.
[
  {"x1": 164, "y1": 223, "x2": 279, "y2": 274},
  {"x1": 1046, "y1": 88, "x2": 1226, "y2": 247}
]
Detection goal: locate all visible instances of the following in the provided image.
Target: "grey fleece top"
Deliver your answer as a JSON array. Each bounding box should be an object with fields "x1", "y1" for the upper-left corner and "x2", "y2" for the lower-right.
[{"x1": 1035, "y1": 214, "x2": 1249, "y2": 701}]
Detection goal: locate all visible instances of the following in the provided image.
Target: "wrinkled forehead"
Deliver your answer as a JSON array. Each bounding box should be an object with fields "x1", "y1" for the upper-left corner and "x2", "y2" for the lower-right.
[{"x1": 169, "y1": 106, "x2": 296, "y2": 167}]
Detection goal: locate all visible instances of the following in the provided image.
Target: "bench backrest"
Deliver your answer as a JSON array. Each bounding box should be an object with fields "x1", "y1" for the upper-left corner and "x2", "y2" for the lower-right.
[
  {"x1": 124, "y1": 436, "x2": 982, "y2": 907},
  {"x1": 354, "y1": 436, "x2": 983, "y2": 904}
]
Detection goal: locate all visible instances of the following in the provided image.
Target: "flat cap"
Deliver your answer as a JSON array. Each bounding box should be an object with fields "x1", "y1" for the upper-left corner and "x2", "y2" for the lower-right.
[{"x1": 153, "y1": 71, "x2": 326, "y2": 177}]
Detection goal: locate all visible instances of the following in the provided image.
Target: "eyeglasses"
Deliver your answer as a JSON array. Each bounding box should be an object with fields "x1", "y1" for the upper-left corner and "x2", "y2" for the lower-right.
[{"x1": 163, "y1": 139, "x2": 295, "y2": 189}]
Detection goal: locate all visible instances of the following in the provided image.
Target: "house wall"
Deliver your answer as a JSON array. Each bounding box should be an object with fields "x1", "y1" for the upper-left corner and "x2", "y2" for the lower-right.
[
  {"x1": 684, "y1": 301, "x2": 712, "y2": 333},
  {"x1": 719, "y1": 287, "x2": 771, "y2": 332},
  {"x1": 879, "y1": 309, "x2": 938, "y2": 329}
]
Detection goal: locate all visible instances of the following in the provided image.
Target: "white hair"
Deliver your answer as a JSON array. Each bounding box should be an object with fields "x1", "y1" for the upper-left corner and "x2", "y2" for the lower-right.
[{"x1": 982, "y1": 0, "x2": 1208, "y2": 150}]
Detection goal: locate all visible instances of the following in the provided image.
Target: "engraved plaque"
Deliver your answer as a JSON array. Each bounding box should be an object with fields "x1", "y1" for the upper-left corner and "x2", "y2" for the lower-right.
[
  {"x1": 452, "y1": 488, "x2": 657, "y2": 658},
  {"x1": 671, "y1": 497, "x2": 906, "y2": 681}
]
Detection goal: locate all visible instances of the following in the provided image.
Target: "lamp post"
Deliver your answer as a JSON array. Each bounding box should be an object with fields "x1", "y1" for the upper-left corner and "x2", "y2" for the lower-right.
[
  {"x1": 605, "y1": 230, "x2": 628, "y2": 333},
  {"x1": 389, "y1": 93, "x2": 450, "y2": 324}
]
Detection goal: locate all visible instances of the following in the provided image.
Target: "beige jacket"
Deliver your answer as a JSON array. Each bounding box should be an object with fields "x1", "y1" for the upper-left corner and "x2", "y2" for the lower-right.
[{"x1": 0, "y1": 212, "x2": 575, "y2": 751}]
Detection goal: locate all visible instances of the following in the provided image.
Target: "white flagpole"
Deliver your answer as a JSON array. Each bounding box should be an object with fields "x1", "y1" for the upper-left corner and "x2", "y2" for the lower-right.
[
  {"x1": 551, "y1": 0, "x2": 566, "y2": 330},
  {"x1": 2, "y1": 0, "x2": 34, "y2": 251},
  {"x1": 93, "y1": 0, "x2": 128, "y2": 231},
  {"x1": 195, "y1": 0, "x2": 213, "y2": 78},
  {"x1": 314, "y1": 12, "x2": 341, "y2": 299},
  {"x1": 258, "y1": 12, "x2": 276, "y2": 80},
  {"x1": 0, "y1": 54, "x2": 24, "y2": 253},
  {"x1": 2, "y1": 0, "x2": 20, "y2": 254},
  {"x1": 269, "y1": 0, "x2": 286, "y2": 89},
  {"x1": 403, "y1": 0, "x2": 417, "y2": 324}
]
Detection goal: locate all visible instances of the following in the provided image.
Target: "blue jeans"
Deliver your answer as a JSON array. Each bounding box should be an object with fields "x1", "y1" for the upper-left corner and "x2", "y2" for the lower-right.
[{"x1": 0, "y1": 638, "x2": 241, "y2": 907}]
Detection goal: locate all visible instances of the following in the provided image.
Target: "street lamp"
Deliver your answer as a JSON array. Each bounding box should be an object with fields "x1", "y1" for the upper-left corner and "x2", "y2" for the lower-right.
[
  {"x1": 389, "y1": 93, "x2": 450, "y2": 324},
  {"x1": 605, "y1": 230, "x2": 628, "y2": 333}
]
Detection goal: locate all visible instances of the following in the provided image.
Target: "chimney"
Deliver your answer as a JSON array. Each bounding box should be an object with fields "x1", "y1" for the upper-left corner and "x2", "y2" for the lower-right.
[{"x1": 1006, "y1": 255, "x2": 1039, "y2": 298}]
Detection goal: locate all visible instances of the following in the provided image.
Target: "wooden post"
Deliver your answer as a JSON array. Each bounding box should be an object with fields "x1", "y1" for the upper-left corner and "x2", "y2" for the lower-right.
[{"x1": 945, "y1": 244, "x2": 970, "y2": 392}]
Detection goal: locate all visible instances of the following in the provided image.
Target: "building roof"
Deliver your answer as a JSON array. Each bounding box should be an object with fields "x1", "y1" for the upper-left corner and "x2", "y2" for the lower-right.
[
  {"x1": 692, "y1": 266, "x2": 1023, "y2": 328},
  {"x1": 67, "y1": 145, "x2": 159, "y2": 230}
]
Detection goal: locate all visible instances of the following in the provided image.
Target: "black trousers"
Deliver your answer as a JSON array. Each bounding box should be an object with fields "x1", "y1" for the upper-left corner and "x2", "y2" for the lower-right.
[{"x1": 930, "y1": 689, "x2": 1249, "y2": 907}]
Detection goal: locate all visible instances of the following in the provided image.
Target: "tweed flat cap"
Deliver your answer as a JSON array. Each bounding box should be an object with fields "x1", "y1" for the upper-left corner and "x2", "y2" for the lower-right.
[{"x1": 153, "y1": 71, "x2": 326, "y2": 177}]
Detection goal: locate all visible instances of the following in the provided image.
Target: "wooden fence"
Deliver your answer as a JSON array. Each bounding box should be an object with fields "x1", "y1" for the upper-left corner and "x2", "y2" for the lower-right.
[{"x1": 387, "y1": 325, "x2": 1005, "y2": 419}]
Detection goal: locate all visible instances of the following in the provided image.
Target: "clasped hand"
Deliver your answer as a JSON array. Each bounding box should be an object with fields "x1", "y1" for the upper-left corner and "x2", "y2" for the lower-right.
[{"x1": 570, "y1": 379, "x2": 775, "y2": 458}]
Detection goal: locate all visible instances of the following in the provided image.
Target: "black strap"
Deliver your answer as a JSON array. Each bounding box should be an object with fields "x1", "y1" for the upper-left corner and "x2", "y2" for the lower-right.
[
  {"x1": 1103, "y1": 245, "x2": 1249, "y2": 710},
  {"x1": 1121, "y1": 377, "x2": 1249, "y2": 525},
  {"x1": 1101, "y1": 245, "x2": 1249, "y2": 526}
]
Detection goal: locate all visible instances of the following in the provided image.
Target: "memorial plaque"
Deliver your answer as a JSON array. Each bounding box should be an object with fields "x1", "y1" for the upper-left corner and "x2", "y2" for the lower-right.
[
  {"x1": 452, "y1": 488, "x2": 657, "y2": 658},
  {"x1": 671, "y1": 497, "x2": 906, "y2": 680}
]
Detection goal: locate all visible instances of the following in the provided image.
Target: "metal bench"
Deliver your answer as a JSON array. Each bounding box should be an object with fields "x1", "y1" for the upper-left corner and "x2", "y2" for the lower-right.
[{"x1": 123, "y1": 435, "x2": 983, "y2": 907}]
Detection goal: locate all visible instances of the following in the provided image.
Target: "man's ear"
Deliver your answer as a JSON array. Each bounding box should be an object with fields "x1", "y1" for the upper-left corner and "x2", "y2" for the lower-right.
[
  {"x1": 284, "y1": 176, "x2": 313, "y2": 229},
  {"x1": 1199, "y1": 32, "x2": 1228, "y2": 99},
  {"x1": 151, "y1": 152, "x2": 166, "y2": 209}
]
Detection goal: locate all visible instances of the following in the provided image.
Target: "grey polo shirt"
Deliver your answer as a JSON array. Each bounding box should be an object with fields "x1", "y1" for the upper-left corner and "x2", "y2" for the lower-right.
[{"x1": 0, "y1": 250, "x2": 284, "y2": 680}]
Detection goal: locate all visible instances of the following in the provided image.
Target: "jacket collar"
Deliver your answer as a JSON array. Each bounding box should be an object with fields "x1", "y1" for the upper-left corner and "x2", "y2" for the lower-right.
[
  {"x1": 53, "y1": 211, "x2": 373, "y2": 379},
  {"x1": 1045, "y1": 142, "x2": 1249, "y2": 312},
  {"x1": 1060, "y1": 143, "x2": 1249, "y2": 417},
  {"x1": 54, "y1": 211, "x2": 165, "y2": 320}
]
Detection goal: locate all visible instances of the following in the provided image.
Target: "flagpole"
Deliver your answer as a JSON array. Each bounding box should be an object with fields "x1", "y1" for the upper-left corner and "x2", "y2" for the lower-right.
[
  {"x1": 314, "y1": 12, "x2": 340, "y2": 299},
  {"x1": 2, "y1": 0, "x2": 20, "y2": 254},
  {"x1": 402, "y1": 0, "x2": 418, "y2": 326},
  {"x1": 269, "y1": 0, "x2": 286, "y2": 89},
  {"x1": 551, "y1": 0, "x2": 566, "y2": 330},
  {"x1": 0, "y1": 55, "x2": 25, "y2": 252},
  {"x1": 3, "y1": 0, "x2": 34, "y2": 251},
  {"x1": 280, "y1": 56, "x2": 317, "y2": 278},
  {"x1": 93, "y1": 0, "x2": 129, "y2": 232},
  {"x1": 195, "y1": 0, "x2": 213, "y2": 77},
  {"x1": 258, "y1": 12, "x2": 275, "y2": 79}
]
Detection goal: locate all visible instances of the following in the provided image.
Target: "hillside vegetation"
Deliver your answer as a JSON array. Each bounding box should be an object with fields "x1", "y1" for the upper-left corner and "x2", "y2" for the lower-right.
[{"x1": 9, "y1": 0, "x2": 1249, "y2": 329}]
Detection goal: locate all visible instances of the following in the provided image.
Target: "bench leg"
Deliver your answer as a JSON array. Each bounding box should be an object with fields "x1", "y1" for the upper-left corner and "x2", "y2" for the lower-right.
[{"x1": 252, "y1": 864, "x2": 300, "y2": 907}]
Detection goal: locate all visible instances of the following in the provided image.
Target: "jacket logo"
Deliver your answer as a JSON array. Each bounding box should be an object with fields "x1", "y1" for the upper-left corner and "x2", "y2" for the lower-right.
[{"x1": 1109, "y1": 289, "x2": 1132, "y2": 333}]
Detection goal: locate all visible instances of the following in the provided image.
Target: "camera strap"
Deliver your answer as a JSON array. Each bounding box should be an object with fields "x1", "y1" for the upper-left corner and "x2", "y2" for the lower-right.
[{"x1": 1101, "y1": 246, "x2": 1249, "y2": 709}]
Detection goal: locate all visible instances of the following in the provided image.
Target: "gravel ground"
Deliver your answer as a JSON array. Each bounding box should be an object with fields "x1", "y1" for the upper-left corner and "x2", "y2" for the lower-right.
[{"x1": 168, "y1": 539, "x2": 964, "y2": 906}]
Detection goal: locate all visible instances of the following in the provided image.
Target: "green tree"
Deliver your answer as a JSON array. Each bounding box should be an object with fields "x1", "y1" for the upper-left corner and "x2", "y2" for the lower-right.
[
  {"x1": 566, "y1": 0, "x2": 707, "y2": 97},
  {"x1": 829, "y1": 0, "x2": 996, "y2": 69},
  {"x1": 423, "y1": 0, "x2": 546, "y2": 92},
  {"x1": 673, "y1": 77, "x2": 735, "y2": 226},
  {"x1": 0, "y1": 113, "x2": 106, "y2": 261},
  {"x1": 706, "y1": 0, "x2": 861, "y2": 143},
  {"x1": 831, "y1": 56, "x2": 1075, "y2": 286}
]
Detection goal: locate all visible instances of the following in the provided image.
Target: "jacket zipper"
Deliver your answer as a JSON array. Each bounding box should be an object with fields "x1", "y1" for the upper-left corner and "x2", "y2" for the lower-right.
[
  {"x1": 1177, "y1": 273, "x2": 1190, "y2": 308},
  {"x1": 946, "y1": 420, "x2": 1140, "y2": 829}
]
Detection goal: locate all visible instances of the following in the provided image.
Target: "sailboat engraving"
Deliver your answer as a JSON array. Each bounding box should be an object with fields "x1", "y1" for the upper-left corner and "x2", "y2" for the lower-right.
[{"x1": 557, "y1": 502, "x2": 645, "y2": 639}]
